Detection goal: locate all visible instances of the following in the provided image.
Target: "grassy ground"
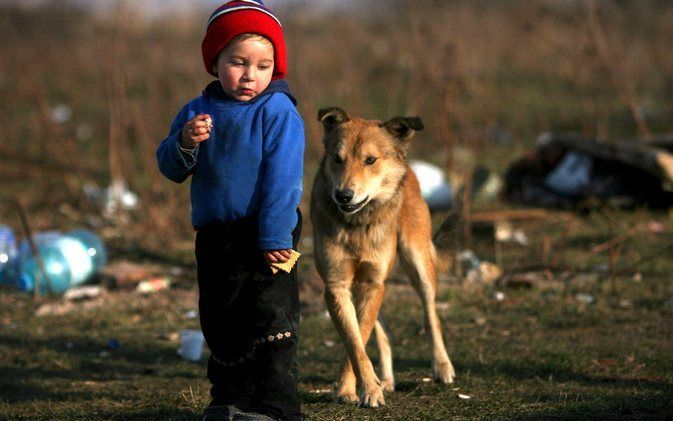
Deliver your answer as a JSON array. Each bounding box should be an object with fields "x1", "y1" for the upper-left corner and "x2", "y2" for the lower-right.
[
  {"x1": 1, "y1": 210, "x2": 672, "y2": 420},
  {"x1": 1, "y1": 1, "x2": 673, "y2": 420}
]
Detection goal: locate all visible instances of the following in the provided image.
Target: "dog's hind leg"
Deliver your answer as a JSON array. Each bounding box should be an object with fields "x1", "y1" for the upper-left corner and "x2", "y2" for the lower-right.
[
  {"x1": 398, "y1": 241, "x2": 455, "y2": 384},
  {"x1": 374, "y1": 316, "x2": 395, "y2": 391}
]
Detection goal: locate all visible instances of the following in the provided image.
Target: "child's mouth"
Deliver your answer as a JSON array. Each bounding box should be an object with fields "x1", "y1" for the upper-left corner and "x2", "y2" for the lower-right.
[{"x1": 239, "y1": 88, "x2": 255, "y2": 96}]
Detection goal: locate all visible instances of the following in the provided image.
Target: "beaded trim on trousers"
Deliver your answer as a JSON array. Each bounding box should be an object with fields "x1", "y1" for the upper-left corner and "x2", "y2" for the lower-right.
[{"x1": 212, "y1": 331, "x2": 293, "y2": 367}]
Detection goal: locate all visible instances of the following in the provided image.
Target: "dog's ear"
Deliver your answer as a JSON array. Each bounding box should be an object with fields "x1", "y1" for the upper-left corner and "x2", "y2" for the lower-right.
[
  {"x1": 383, "y1": 117, "x2": 424, "y2": 142},
  {"x1": 318, "y1": 107, "x2": 351, "y2": 132}
]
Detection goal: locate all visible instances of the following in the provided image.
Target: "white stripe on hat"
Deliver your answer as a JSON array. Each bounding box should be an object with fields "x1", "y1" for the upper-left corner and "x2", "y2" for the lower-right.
[{"x1": 207, "y1": 4, "x2": 282, "y2": 28}]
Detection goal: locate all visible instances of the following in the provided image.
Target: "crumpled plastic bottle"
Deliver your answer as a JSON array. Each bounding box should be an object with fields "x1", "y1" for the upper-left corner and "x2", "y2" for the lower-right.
[{"x1": 15, "y1": 229, "x2": 107, "y2": 295}]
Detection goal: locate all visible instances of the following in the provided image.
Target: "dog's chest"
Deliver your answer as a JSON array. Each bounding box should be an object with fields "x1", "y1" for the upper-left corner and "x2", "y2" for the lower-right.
[{"x1": 335, "y1": 221, "x2": 396, "y2": 257}]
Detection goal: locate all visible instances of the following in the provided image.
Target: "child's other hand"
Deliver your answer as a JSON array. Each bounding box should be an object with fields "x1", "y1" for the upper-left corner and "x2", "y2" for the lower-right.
[
  {"x1": 263, "y1": 249, "x2": 292, "y2": 264},
  {"x1": 180, "y1": 114, "x2": 213, "y2": 149}
]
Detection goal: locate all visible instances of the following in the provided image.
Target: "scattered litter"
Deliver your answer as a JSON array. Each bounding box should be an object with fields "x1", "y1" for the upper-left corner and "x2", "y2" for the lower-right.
[
  {"x1": 495, "y1": 221, "x2": 529, "y2": 246},
  {"x1": 136, "y1": 277, "x2": 171, "y2": 294},
  {"x1": 106, "y1": 339, "x2": 120, "y2": 350},
  {"x1": 452, "y1": 387, "x2": 461, "y2": 391},
  {"x1": 99, "y1": 260, "x2": 164, "y2": 289},
  {"x1": 98, "y1": 350, "x2": 110, "y2": 358},
  {"x1": 494, "y1": 291, "x2": 506, "y2": 301},
  {"x1": 504, "y1": 132, "x2": 673, "y2": 210},
  {"x1": 177, "y1": 329, "x2": 205, "y2": 362},
  {"x1": 160, "y1": 331, "x2": 180, "y2": 342},
  {"x1": 473, "y1": 316, "x2": 487, "y2": 326},
  {"x1": 458, "y1": 394, "x2": 472, "y2": 400},
  {"x1": 183, "y1": 310, "x2": 198, "y2": 319},
  {"x1": 323, "y1": 340, "x2": 335, "y2": 348},
  {"x1": 422, "y1": 377, "x2": 432, "y2": 383},
  {"x1": 632, "y1": 272, "x2": 643, "y2": 282},
  {"x1": 457, "y1": 250, "x2": 480, "y2": 270},
  {"x1": 466, "y1": 261, "x2": 502, "y2": 285},
  {"x1": 309, "y1": 388, "x2": 332, "y2": 394},
  {"x1": 50, "y1": 104, "x2": 72, "y2": 124},
  {"x1": 647, "y1": 220, "x2": 666, "y2": 234},
  {"x1": 410, "y1": 160, "x2": 452, "y2": 212},
  {"x1": 575, "y1": 293, "x2": 595, "y2": 304},
  {"x1": 64, "y1": 285, "x2": 103, "y2": 301},
  {"x1": 83, "y1": 181, "x2": 140, "y2": 215},
  {"x1": 2, "y1": 229, "x2": 107, "y2": 295}
]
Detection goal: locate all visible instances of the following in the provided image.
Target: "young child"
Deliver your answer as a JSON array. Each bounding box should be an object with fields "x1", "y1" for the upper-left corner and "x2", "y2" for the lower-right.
[{"x1": 156, "y1": 2, "x2": 304, "y2": 420}]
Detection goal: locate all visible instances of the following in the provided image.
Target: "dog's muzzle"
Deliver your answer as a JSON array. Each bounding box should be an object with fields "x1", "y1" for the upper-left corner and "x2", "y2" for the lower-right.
[{"x1": 334, "y1": 195, "x2": 369, "y2": 214}]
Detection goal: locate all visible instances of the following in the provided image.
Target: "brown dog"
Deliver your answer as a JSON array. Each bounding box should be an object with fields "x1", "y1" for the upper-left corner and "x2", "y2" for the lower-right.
[{"x1": 310, "y1": 107, "x2": 455, "y2": 408}]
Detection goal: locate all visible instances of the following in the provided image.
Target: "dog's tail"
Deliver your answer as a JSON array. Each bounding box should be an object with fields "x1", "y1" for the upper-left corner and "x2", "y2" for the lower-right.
[
  {"x1": 431, "y1": 242, "x2": 453, "y2": 278},
  {"x1": 432, "y1": 210, "x2": 459, "y2": 279}
]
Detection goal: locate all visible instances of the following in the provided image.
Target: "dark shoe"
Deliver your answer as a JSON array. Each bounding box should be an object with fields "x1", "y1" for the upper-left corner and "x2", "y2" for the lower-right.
[
  {"x1": 202, "y1": 404, "x2": 244, "y2": 421},
  {"x1": 232, "y1": 411, "x2": 278, "y2": 421}
]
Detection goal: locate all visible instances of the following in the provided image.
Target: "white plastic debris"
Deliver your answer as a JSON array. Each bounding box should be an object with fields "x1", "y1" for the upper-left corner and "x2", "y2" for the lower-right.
[
  {"x1": 409, "y1": 160, "x2": 452, "y2": 211},
  {"x1": 495, "y1": 221, "x2": 529, "y2": 246},
  {"x1": 50, "y1": 104, "x2": 72, "y2": 124},
  {"x1": 544, "y1": 151, "x2": 593, "y2": 195},
  {"x1": 63, "y1": 285, "x2": 103, "y2": 301},
  {"x1": 458, "y1": 394, "x2": 472, "y2": 400},
  {"x1": 183, "y1": 310, "x2": 198, "y2": 319},
  {"x1": 575, "y1": 293, "x2": 595, "y2": 304}
]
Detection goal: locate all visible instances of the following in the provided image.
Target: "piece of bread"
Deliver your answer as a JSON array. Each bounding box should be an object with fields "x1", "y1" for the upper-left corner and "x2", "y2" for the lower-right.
[{"x1": 269, "y1": 250, "x2": 301, "y2": 274}]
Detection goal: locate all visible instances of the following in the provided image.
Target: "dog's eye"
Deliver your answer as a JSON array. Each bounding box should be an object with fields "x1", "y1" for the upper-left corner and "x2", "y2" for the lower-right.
[
  {"x1": 364, "y1": 156, "x2": 378, "y2": 165},
  {"x1": 333, "y1": 154, "x2": 344, "y2": 164}
]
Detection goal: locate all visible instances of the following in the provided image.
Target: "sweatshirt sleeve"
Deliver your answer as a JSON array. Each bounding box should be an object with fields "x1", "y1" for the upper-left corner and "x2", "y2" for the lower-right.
[
  {"x1": 258, "y1": 108, "x2": 305, "y2": 250},
  {"x1": 156, "y1": 106, "x2": 199, "y2": 183}
]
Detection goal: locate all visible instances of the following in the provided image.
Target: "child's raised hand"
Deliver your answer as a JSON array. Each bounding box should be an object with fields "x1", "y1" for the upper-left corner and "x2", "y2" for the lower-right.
[
  {"x1": 180, "y1": 114, "x2": 213, "y2": 149},
  {"x1": 263, "y1": 249, "x2": 292, "y2": 264}
]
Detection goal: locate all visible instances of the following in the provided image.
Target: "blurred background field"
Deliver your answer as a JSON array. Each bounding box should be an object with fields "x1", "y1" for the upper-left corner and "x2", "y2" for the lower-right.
[{"x1": 1, "y1": 0, "x2": 673, "y2": 419}]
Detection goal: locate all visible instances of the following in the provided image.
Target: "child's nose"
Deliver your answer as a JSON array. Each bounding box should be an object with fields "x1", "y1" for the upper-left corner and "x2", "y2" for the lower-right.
[{"x1": 242, "y1": 66, "x2": 256, "y2": 81}]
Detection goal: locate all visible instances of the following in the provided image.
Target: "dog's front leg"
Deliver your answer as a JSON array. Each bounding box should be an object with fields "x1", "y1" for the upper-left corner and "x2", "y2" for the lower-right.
[{"x1": 325, "y1": 282, "x2": 385, "y2": 407}]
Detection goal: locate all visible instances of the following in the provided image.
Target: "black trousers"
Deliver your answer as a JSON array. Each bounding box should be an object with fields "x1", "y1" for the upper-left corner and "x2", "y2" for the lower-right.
[{"x1": 195, "y1": 211, "x2": 302, "y2": 421}]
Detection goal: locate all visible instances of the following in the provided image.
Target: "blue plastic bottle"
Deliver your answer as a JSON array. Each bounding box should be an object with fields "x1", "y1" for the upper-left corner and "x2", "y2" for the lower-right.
[
  {"x1": 66, "y1": 229, "x2": 107, "y2": 271},
  {"x1": 17, "y1": 230, "x2": 104, "y2": 294},
  {"x1": 0, "y1": 225, "x2": 18, "y2": 286}
]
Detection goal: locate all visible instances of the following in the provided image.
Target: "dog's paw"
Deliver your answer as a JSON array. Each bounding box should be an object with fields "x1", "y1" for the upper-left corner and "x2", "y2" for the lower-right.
[
  {"x1": 334, "y1": 382, "x2": 359, "y2": 405},
  {"x1": 433, "y1": 360, "x2": 455, "y2": 384},
  {"x1": 334, "y1": 391, "x2": 359, "y2": 405},
  {"x1": 359, "y1": 383, "x2": 385, "y2": 408},
  {"x1": 380, "y1": 377, "x2": 395, "y2": 392}
]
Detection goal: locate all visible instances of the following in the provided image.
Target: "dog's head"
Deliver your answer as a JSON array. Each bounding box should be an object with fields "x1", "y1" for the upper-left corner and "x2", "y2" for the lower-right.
[{"x1": 317, "y1": 107, "x2": 424, "y2": 214}]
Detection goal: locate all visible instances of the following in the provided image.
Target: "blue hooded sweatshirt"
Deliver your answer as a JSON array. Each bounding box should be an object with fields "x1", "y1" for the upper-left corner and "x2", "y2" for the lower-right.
[{"x1": 156, "y1": 80, "x2": 304, "y2": 250}]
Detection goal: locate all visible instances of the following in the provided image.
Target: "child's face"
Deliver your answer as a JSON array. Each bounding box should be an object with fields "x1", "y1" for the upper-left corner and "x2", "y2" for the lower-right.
[{"x1": 213, "y1": 36, "x2": 275, "y2": 102}]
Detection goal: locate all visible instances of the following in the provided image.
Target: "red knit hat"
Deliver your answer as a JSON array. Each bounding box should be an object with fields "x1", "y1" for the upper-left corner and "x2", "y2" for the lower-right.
[{"x1": 202, "y1": 0, "x2": 286, "y2": 80}]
